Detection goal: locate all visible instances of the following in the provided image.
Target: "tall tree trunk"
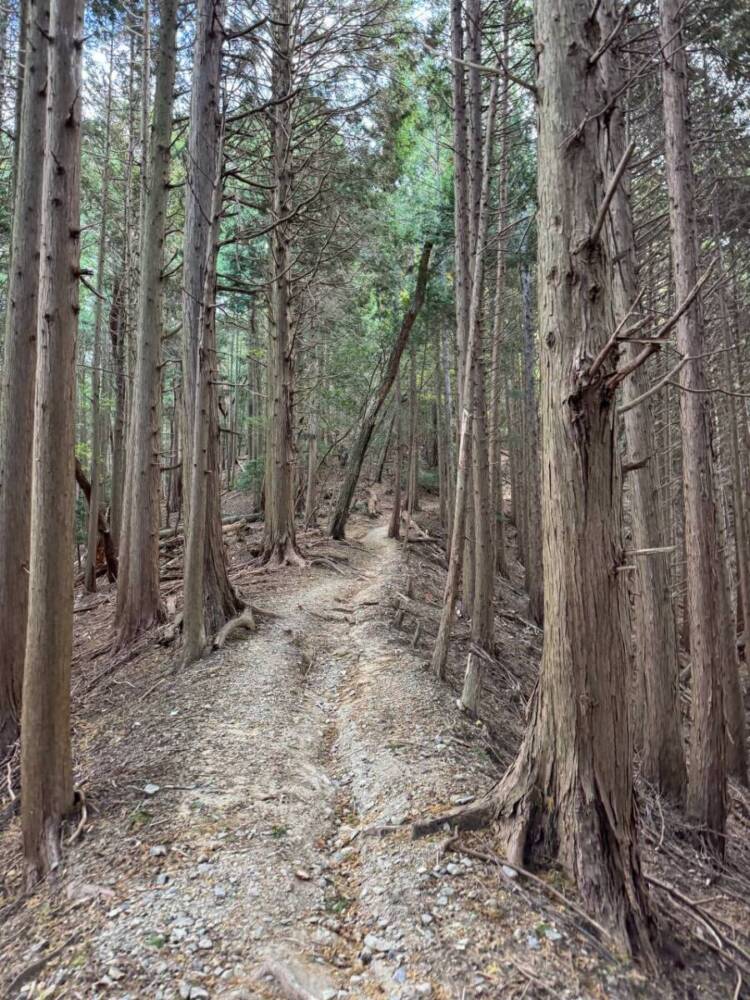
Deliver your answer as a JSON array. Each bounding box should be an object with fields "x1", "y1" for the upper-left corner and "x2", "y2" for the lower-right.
[
  {"x1": 329, "y1": 243, "x2": 432, "y2": 540},
  {"x1": 304, "y1": 343, "x2": 320, "y2": 528},
  {"x1": 599, "y1": 13, "x2": 686, "y2": 801},
  {"x1": 109, "y1": 279, "x2": 126, "y2": 544},
  {"x1": 520, "y1": 266, "x2": 543, "y2": 624},
  {"x1": 432, "y1": 76, "x2": 499, "y2": 680},
  {"x1": 406, "y1": 342, "x2": 419, "y2": 512},
  {"x1": 263, "y1": 0, "x2": 303, "y2": 564},
  {"x1": 435, "y1": 358, "x2": 448, "y2": 531},
  {"x1": 180, "y1": 0, "x2": 241, "y2": 640},
  {"x1": 182, "y1": 147, "x2": 223, "y2": 665},
  {"x1": 84, "y1": 30, "x2": 115, "y2": 592},
  {"x1": 111, "y1": 16, "x2": 138, "y2": 546},
  {"x1": 21, "y1": 0, "x2": 84, "y2": 883},
  {"x1": 714, "y1": 195, "x2": 750, "y2": 665},
  {"x1": 423, "y1": 0, "x2": 655, "y2": 959},
  {"x1": 488, "y1": 17, "x2": 510, "y2": 578},
  {"x1": 440, "y1": 322, "x2": 456, "y2": 540},
  {"x1": 0, "y1": 0, "x2": 50, "y2": 758},
  {"x1": 388, "y1": 370, "x2": 403, "y2": 540},
  {"x1": 116, "y1": 0, "x2": 178, "y2": 646},
  {"x1": 660, "y1": 0, "x2": 743, "y2": 838}
]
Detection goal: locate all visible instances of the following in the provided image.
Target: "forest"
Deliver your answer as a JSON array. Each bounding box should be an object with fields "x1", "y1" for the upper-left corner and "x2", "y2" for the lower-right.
[{"x1": 1, "y1": 0, "x2": 750, "y2": 995}]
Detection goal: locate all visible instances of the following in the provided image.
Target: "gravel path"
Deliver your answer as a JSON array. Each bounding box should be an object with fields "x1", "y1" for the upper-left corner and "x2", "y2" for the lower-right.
[{"x1": 1, "y1": 517, "x2": 648, "y2": 1000}]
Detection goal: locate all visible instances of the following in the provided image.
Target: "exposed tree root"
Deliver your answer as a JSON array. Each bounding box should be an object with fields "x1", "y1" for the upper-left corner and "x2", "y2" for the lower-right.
[
  {"x1": 412, "y1": 737, "x2": 656, "y2": 965},
  {"x1": 412, "y1": 796, "x2": 497, "y2": 840},
  {"x1": 213, "y1": 609, "x2": 257, "y2": 649}
]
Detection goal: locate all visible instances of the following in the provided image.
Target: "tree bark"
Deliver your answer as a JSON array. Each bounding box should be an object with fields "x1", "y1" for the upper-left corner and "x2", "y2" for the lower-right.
[
  {"x1": 425, "y1": 0, "x2": 655, "y2": 959},
  {"x1": 21, "y1": 0, "x2": 84, "y2": 883},
  {"x1": 0, "y1": 0, "x2": 50, "y2": 759},
  {"x1": 388, "y1": 370, "x2": 403, "y2": 540},
  {"x1": 406, "y1": 342, "x2": 420, "y2": 512},
  {"x1": 520, "y1": 266, "x2": 543, "y2": 624},
  {"x1": 488, "y1": 16, "x2": 510, "y2": 578},
  {"x1": 263, "y1": 0, "x2": 303, "y2": 564},
  {"x1": 180, "y1": 0, "x2": 241, "y2": 643},
  {"x1": 84, "y1": 30, "x2": 115, "y2": 592},
  {"x1": 116, "y1": 0, "x2": 178, "y2": 646},
  {"x1": 598, "y1": 12, "x2": 686, "y2": 801},
  {"x1": 432, "y1": 72, "x2": 499, "y2": 681},
  {"x1": 329, "y1": 243, "x2": 432, "y2": 540},
  {"x1": 660, "y1": 0, "x2": 742, "y2": 839}
]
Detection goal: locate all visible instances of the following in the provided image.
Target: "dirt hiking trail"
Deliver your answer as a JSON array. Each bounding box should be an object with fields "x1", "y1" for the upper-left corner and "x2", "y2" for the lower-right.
[{"x1": 0, "y1": 510, "x2": 738, "y2": 1000}]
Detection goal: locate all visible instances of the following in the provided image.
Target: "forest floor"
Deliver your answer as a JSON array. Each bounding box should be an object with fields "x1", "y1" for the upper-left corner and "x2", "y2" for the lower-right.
[{"x1": 2, "y1": 492, "x2": 750, "y2": 1000}]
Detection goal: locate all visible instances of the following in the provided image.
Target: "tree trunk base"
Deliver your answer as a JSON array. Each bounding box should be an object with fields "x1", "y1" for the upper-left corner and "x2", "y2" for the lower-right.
[
  {"x1": 261, "y1": 536, "x2": 306, "y2": 567},
  {"x1": 459, "y1": 652, "x2": 482, "y2": 717},
  {"x1": 412, "y1": 739, "x2": 655, "y2": 963},
  {"x1": 114, "y1": 604, "x2": 167, "y2": 652}
]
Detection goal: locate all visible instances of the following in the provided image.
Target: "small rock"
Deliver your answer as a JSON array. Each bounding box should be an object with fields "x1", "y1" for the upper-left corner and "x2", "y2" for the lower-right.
[
  {"x1": 322, "y1": 991, "x2": 337, "y2": 1000},
  {"x1": 214, "y1": 886, "x2": 227, "y2": 899},
  {"x1": 420, "y1": 913, "x2": 433, "y2": 925},
  {"x1": 445, "y1": 863, "x2": 462, "y2": 876},
  {"x1": 191, "y1": 989, "x2": 209, "y2": 1000},
  {"x1": 450, "y1": 794, "x2": 474, "y2": 805},
  {"x1": 526, "y1": 934, "x2": 541, "y2": 951},
  {"x1": 544, "y1": 927, "x2": 562, "y2": 942},
  {"x1": 415, "y1": 986, "x2": 432, "y2": 997},
  {"x1": 392, "y1": 967, "x2": 407, "y2": 984},
  {"x1": 150, "y1": 845, "x2": 168, "y2": 857},
  {"x1": 501, "y1": 865, "x2": 518, "y2": 879},
  {"x1": 295, "y1": 870, "x2": 312, "y2": 881},
  {"x1": 179, "y1": 984, "x2": 192, "y2": 1000},
  {"x1": 143, "y1": 783, "x2": 160, "y2": 796},
  {"x1": 156, "y1": 873, "x2": 169, "y2": 886},
  {"x1": 108, "y1": 967, "x2": 125, "y2": 981},
  {"x1": 198, "y1": 937, "x2": 213, "y2": 950},
  {"x1": 364, "y1": 934, "x2": 395, "y2": 953}
]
